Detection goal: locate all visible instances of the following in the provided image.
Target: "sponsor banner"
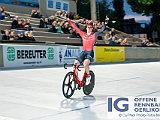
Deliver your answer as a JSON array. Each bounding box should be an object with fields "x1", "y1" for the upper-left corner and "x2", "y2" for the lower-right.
[
  {"x1": 47, "y1": 0, "x2": 69, "y2": 12},
  {"x1": 107, "y1": 97, "x2": 160, "y2": 119},
  {"x1": 57, "y1": 45, "x2": 82, "y2": 64},
  {"x1": 57, "y1": 46, "x2": 96, "y2": 64},
  {"x1": 0, "y1": 0, "x2": 40, "y2": 8},
  {"x1": 95, "y1": 46, "x2": 125, "y2": 62},
  {"x1": 2, "y1": 45, "x2": 58, "y2": 67}
]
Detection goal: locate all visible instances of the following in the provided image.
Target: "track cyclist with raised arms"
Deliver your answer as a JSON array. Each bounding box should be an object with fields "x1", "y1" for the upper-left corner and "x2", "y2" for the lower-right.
[{"x1": 67, "y1": 15, "x2": 109, "y2": 85}]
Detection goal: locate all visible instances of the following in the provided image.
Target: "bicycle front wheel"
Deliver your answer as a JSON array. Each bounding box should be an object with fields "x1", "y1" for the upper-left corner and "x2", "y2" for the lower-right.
[
  {"x1": 62, "y1": 72, "x2": 76, "y2": 98},
  {"x1": 83, "y1": 70, "x2": 95, "y2": 95}
]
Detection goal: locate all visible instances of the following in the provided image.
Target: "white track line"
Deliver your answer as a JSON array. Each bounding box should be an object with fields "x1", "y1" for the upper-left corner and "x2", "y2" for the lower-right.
[{"x1": 0, "y1": 116, "x2": 19, "y2": 120}]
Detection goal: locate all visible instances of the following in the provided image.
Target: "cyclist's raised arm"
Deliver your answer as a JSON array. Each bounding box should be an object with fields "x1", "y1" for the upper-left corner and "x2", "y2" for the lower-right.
[
  {"x1": 68, "y1": 19, "x2": 84, "y2": 37},
  {"x1": 95, "y1": 15, "x2": 109, "y2": 38},
  {"x1": 95, "y1": 24, "x2": 107, "y2": 38}
]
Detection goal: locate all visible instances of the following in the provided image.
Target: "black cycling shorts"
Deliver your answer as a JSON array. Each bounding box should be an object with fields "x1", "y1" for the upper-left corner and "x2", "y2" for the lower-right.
[{"x1": 76, "y1": 50, "x2": 94, "y2": 63}]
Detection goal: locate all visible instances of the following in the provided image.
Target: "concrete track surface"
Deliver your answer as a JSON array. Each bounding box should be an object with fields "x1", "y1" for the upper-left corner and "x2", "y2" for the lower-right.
[{"x1": 0, "y1": 61, "x2": 160, "y2": 120}]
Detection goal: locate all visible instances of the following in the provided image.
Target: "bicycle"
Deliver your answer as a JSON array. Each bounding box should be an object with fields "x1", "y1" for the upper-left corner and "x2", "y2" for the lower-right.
[{"x1": 62, "y1": 63, "x2": 95, "y2": 98}]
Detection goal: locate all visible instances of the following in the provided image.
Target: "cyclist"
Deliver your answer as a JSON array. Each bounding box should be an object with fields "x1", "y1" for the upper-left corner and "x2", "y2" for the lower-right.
[{"x1": 67, "y1": 16, "x2": 109, "y2": 85}]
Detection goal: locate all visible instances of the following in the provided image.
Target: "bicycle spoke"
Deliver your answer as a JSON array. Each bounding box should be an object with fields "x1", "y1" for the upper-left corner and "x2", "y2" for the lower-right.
[
  {"x1": 64, "y1": 84, "x2": 69, "y2": 86},
  {"x1": 62, "y1": 72, "x2": 76, "y2": 98},
  {"x1": 66, "y1": 86, "x2": 70, "y2": 95}
]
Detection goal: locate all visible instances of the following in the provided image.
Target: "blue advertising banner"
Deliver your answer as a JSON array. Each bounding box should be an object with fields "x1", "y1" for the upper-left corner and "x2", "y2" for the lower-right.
[
  {"x1": 48, "y1": 0, "x2": 54, "y2": 9},
  {"x1": 55, "y1": 1, "x2": 61, "y2": 10},
  {"x1": 0, "y1": 0, "x2": 40, "y2": 8},
  {"x1": 46, "y1": 0, "x2": 69, "y2": 12}
]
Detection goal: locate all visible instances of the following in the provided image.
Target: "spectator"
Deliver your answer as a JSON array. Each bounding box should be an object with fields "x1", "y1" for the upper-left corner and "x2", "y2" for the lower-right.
[
  {"x1": 31, "y1": 9, "x2": 38, "y2": 18},
  {"x1": 105, "y1": 15, "x2": 109, "y2": 24},
  {"x1": 56, "y1": 22, "x2": 63, "y2": 33},
  {"x1": 62, "y1": 22, "x2": 71, "y2": 34},
  {"x1": 2, "y1": 29, "x2": 10, "y2": 40},
  {"x1": 80, "y1": 18, "x2": 86, "y2": 24},
  {"x1": 69, "y1": 12, "x2": 74, "y2": 20},
  {"x1": 0, "y1": 6, "x2": 11, "y2": 18},
  {"x1": 19, "y1": 19, "x2": 26, "y2": 28},
  {"x1": 29, "y1": 31, "x2": 36, "y2": 41},
  {"x1": 74, "y1": 20, "x2": 79, "y2": 28},
  {"x1": 23, "y1": 31, "x2": 29, "y2": 40},
  {"x1": 141, "y1": 38, "x2": 153, "y2": 46},
  {"x1": 48, "y1": 15, "x2": 55, "y2": 25},
  {"x1": 0, "y1": 7, "x2": 5, "y2": 20},
  {"x1": 103, "y1": 32, "x2": 110, "y2": 44},
  {"x1": 25, "y1": 19, "x2": 33, "y2": 30},
  {"x1": 39, "y1": 17, "x2": 48, "y2": 28},
  {"x1": 11, "y1": 16, "x2": 19, "y2": 29},
  {"x1": 49, "y1": 21, "x2": 57, "y2": 33},
  {"x1": 37, "y1": 10, "x2": 43, "y2": 18},
  {"x1": 55, "y1": 18, "x2": 59, "y2": 23},
  {"x1": 0, "y1": 6, "x2": 4, "y2": 13},
  {"x1": 55, "y1": 11, "x2": 61, "y2": 17},
  {"x1": 0, "y1": 11, "x2": 5, "y2": 20},
  {"x1": 109, "y1": 36, "x2": 118, "y2": 45},
  {"x1": 110, "y1": 28, "x2": 116, "y2": 37},
  {"x1": 117, "y1": 39, "x2": 122, "y2": 45},
  {"x1": 71, "y1": 28, "x2": 80, "y2": 38},
  {"x1": 9, "y1": 31, "x2": 15, "y2": 40},
  {"x1": 73, "y1": 12, "x2": 79, "y2": 20},
  {"x1": 96, "y1": 22, "x2": 102, "y2": 31},
  {"x1": 120, "y1": 38, "x2": 129, "y2": 45},
  {"x1": 15, "y1": 32, "x2": 24, "y2": 40},
  {"x1": 60, "y1": 10, "x2": 67, "y2": 18}
]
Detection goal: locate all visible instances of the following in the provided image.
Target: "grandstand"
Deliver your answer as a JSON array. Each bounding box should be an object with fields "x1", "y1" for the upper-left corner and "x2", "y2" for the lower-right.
[
  {"x1": 0, "y1": 4, "x2": 159, "y2": 47},
  {"x1": 0, "y1": 11, "x2": 140, "y2": 46}
]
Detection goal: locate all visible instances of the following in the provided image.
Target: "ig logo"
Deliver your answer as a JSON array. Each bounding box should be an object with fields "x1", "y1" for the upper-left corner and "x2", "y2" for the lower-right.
[{"x1": 108, "y1": 97, "x2": 129, "y2": 112}]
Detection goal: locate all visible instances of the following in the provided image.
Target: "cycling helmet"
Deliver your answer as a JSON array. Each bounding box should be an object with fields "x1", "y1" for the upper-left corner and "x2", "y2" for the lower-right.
[{"x1": 86, "y1": 21, "x2": 93, "y2": 27}]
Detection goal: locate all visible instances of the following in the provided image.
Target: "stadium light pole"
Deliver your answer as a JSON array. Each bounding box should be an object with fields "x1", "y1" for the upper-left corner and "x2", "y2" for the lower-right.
[
  {"x1": 75, "y1": 0, "x2": 97, "y2": 21},
  {"x1": 90, "y1": 0, "x2": 97, "y2": 21}
]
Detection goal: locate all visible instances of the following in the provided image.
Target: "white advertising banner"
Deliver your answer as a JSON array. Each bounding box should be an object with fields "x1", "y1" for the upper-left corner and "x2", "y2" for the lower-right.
[
  {"x1": 2, "y1": 45, "x2": 58, "y2": 67},
  {"x1": 57, "y1": 45, "x2": 96, "y2": 64},
  {"x1": 57, "y1": 45, "x2": 82, "y2": 64}
]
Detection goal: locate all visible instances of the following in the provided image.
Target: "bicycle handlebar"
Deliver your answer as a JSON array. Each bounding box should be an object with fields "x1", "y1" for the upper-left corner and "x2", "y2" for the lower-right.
[
  {"x1": 64, "y1": 63, "x2": 67, "y2": 69},
  {"x1": 63, "y1": 63, "x2": 81, "y2": 71}
]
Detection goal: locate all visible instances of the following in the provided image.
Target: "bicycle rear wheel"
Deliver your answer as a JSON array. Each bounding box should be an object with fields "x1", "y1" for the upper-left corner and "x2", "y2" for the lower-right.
[
  {"x1": 83, "y1": 70, "x2": 95, "y2": 95},
  {"x1": 62, "y1": 72, "x2": 76, "y2": 98}
]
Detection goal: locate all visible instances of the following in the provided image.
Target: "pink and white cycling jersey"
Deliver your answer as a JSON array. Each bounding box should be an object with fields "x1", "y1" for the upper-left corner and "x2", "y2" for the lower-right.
[{"x1": 68, "y1": 20, "x2": 106, "y2": 51}]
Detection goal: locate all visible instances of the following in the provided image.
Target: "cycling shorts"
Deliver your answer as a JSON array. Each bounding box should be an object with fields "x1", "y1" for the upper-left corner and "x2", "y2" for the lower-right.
[{"x1": 76, "y1": 50, "x2": 94, "y2": 63}]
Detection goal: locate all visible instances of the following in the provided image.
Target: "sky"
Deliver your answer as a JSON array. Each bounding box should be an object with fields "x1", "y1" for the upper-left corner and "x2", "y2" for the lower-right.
[{"x1": 108, "y1": 0, "x2": 151, "y2": 23}]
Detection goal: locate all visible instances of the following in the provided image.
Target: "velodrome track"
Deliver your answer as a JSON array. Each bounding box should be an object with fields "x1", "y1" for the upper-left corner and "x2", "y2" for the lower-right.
[{"x1": 0, "y1": 61, "x2": 160, "y2": 120}]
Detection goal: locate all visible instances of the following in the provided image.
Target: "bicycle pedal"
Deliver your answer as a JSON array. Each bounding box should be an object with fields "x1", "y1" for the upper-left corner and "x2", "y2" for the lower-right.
[{"x1": 78, "y1": 86, "x2": 81, "y2": 90}]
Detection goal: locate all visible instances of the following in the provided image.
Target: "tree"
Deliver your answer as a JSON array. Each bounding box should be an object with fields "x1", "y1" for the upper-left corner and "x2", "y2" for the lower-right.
[
  {"x1": 112, "y1": 0, "x2": 125, "y2": 31},
  {"x1": 77, "y1": 0, "x2": 91, "y2": 20},
  {"x1": 127, "y1": 0, "x2": 160, "y2": 43},
  {"x1": 76, "y1": 0, "x2": 120, "y2": 30},
  {"x1": 95, "y1": 0, "x2": 119, "y2": 29},
  {"x1": 98, "y1": 0, "x2": 109, "y2": 21}
]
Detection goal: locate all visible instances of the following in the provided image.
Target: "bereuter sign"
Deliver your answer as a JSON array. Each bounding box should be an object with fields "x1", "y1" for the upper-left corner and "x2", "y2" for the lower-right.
[{"x1": 3, "y1": 45, "x2": 58, "y2": 67}]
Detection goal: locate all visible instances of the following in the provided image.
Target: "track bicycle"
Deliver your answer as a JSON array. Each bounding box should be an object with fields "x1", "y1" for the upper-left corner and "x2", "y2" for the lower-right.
[{"x1": 62, "y1": 63, "x2": 95, "y2": 98}]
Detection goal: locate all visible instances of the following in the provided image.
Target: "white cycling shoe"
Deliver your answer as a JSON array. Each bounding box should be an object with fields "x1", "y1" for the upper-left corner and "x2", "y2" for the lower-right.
[{"x1": 85, "y1": 75, "x2": 91, "y2": 85}]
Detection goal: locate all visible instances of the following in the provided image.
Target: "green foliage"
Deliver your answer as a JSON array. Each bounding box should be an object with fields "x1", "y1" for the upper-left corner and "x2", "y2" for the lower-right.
[
  {"x1": 113, "y1": 0, "x2": 125, "y2": 31},
  {"x1": 127, "y1": 0, "x2": 160, "y2": 31},
  {"x1": 138, "y1": 0, "x2": 153, "y2": 5},
  {"x1": 76, "y1": 0, "x2": 124, "y2": 30},
  {"x1": 98, "y1": 0, "x2": 109, "y2": 21},
  {"x1": 77, "y1": 0, "x2": 91, "y2": 19}
]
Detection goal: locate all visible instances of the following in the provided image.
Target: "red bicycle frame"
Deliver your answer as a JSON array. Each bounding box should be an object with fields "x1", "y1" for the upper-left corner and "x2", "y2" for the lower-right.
[{"x1": 72, "y1": 65, "x2": 87, "y2": 87}]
